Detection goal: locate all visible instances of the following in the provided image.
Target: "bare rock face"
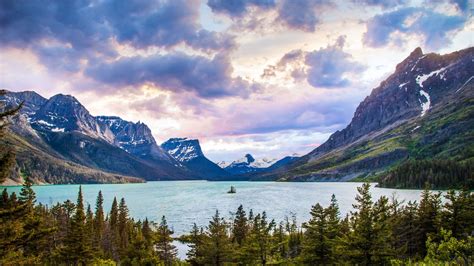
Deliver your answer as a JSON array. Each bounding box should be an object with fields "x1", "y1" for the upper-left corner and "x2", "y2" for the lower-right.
[
  {"x1": 161, "y1": 138, "x2": 229, "y2": 179},
  {"x1": 307, "y1": 47, "x2": 474, "y2": 160},
  {"x1": 258, "y1": 47, "x2": 474, "y2": 182},
  {"x1": 1, "y1": 91, "x2": 201, "y2": 183}
]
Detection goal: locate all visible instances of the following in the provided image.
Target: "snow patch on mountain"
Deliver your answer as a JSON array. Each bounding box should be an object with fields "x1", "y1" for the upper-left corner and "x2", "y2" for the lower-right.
[
  {"x1": 415, "y1": 66, "x2": 449, "y2": 88},
  {"x1": 419, "y1": 90, "x2": 431, "y2": 117},
  {"x1": 161, "y1": 138, "x2": 203, "y2": 163}
]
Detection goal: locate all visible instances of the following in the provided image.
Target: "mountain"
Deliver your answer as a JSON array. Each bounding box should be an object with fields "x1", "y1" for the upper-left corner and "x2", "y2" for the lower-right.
[
  {"x1": 223, "y1": 154, "x2": 277, "y2": 175},
  {"x1": 161, "y1": 138, "x2": 228, "y2": 179},
  {"x1": 0, "y1": 91, "x2": 197, "y2": 184},
  {"x1": 266, "y1": 154, "x2": 300, "y2": 170},
  {"x1": 31, "y1": 94, "x2": 115, "y2": 142},
  {"x1": 257, "y1": 47, "x2": 474, "y2": 184},
  {"x1": 96, "y1": 116, "x2": 174, "y2": 162}
]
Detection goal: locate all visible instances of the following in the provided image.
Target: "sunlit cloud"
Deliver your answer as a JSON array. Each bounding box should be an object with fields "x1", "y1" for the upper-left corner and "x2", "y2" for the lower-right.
[{"x1": 1, "y1": 0, "x2": 471, "y2": 162}]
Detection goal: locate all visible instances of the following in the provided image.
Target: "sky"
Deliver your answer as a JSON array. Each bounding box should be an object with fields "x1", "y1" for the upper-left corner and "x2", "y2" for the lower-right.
[{"x1": 0, "y1": 0, "x2": 472, "y2": 163}]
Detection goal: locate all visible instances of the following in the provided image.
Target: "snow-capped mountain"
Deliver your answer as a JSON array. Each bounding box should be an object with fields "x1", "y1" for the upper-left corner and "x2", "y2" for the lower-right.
[
  {"x1": 30, "y1": 94, "x2": 115, "y2": 142},
  {"x1": 223, "y1": 154, "x2": 278, "y2": 175},
  {"x1": 96, "y1": 116, "x2": 173, "y2": 162},
  {"x1": 161, "y1": 138, "x2": 228, "y2": 179},
  {"x1": 0, "y1": 91, "x2": 195, "y2": 183},
  {"x1": 257, "y1": 46, "x2": 474, "y2": 182},
  {"x1": 161, "y1": 138, "x2": 204, "y2": 162}
]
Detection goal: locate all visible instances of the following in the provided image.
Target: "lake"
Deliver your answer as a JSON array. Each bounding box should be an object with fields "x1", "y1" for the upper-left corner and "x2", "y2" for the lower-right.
[{"x1": 2, "y1": 181, "x2": 425, "y2": 235}]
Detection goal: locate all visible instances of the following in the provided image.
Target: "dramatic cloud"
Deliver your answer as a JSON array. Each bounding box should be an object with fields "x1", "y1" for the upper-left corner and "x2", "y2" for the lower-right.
[
  {"x1": 363, "y1": 7, "x2": 468, "y2": 49},
  {"x1": 207, "y1": 0, "x2": 276, "y2": 17},
  {"x1": 277, "y1": 0, "x2": 332, "y2": 32},
  {"x1": 2, "y1": 0, "x2": 471, "y2": 161},
  {"x1": 99, "y1": 0, "x2": 235, "y2": 51},
  {"x1": 86, "y1": 53, "x2": 257, "y2": 99},
  {"x1": 0, "y1": 0, "x2": 235, "y2": 73},
  {"x1": 305, "y1": 36, "x2": 366, "y2": 88}
]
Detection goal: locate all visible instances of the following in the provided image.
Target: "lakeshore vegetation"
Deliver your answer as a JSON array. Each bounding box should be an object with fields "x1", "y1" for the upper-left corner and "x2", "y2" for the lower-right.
[{"x1": 1, "y1": 180, "x2": 473, "y2": 265}]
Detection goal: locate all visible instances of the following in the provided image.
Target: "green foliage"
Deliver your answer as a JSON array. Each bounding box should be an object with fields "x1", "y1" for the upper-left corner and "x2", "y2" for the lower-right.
[
  {"x1": 425, "y1": 229, "x2": 473, "y2": 264},
  {"x1": 155, "y1": 216, "x2": 177, "y2": 265},
  {"x1": 0, "y1": 89, "x2": 22, "y2": 183},
  {"x1": 1, "y1": 182, "x2": 473, "y2": 264},
  {"x1": 380, "y1": 159, "x2": 474, "y2": 189}
]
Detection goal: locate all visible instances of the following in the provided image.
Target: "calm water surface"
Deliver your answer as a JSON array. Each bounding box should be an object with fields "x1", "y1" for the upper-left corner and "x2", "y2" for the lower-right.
[{"x1": 3, "y1": 181, "x2": 424, "y2": 235}]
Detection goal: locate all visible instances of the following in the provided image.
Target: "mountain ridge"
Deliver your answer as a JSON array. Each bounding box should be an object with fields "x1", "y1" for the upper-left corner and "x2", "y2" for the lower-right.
[{"x1": 253, "y1": 46, "x2": 474, "y2": 183}]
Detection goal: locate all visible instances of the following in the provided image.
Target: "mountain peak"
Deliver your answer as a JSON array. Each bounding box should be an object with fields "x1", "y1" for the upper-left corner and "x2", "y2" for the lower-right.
[
  {"x1": 395, "y1": 47, "x2": 424, "y2": 71},
  {"x1": 245, "y1": 154, "x2": 255, "y2": 163},
  {"x1": 161, "y1": 138, "x2": 204, "y2": 162},
  {"x1": 410, "y1": 47, "x2": 423, "y2": 58}
]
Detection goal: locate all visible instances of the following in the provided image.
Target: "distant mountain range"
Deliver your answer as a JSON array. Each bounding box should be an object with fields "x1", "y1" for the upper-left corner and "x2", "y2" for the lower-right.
[
  {"x1": 0, "y1": 92, "x2": 198, "y2": 184},
  {"x1": 1, "y1": 46, "x2": 472, "y2": 186},
  {"x1": 0, "y1": 92, "x2": 296, "y2": 184},
  {"x1": 254, "y1": 47, "x2": 473, "y2": 183},
  {"x1": 218, "y1": 154, "x2": 299, "y2": 175}
]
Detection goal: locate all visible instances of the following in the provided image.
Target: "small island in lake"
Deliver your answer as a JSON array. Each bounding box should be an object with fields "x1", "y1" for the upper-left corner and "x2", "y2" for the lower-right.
[{"x1": 228, "y1": 186, "x2": 236, "y2": 193}]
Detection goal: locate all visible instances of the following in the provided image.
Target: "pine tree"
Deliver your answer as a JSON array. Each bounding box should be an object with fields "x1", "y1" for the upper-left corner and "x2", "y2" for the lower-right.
[
  {"x1": 416, "y1": 185, "x2": 441, "y2": 257},
  {"x1": 106, "y1": 196, "x2": 119, "y2": 260},
  {"x1": 245, "y1": 212, "x2": 275, "y2": 265},
  {"x1": 0, "y1": 89, "x2": 22, "y2": 183},
  {"x1": 286, "y1": 215, "x2": 302, "y2": 259},
  {"x1": 118, "y1": 197, "x2": 130, "y2": 257},
  {"x1": 186, "y1": 223, "x2": 205, "y2": 266},
  {"x1": 0, "y1": 180, "x2": 51, "y2": 264},
  {"x1": 232, "y1": 204, "x2": 248, "y2": 246},
  {"x1": 142, "y1": 218, "x2": 153, "y2": 247},
  {"x1": 345, "y1": 183, "x2": 376, "y2": 265},
  {"x1": 202, "y1": 210, "x2": 232, "y2": 265},
  {"x1": 94, "y1": 190, "x2": 105, "y2": 254},
  {"x1": 61, "y1": 186, "x2": 93, "y2": 264},
  {"x1": 155, "y1": 216, "x2": 177, "y2": 266},
  {"x1": 301, "y1": 203, "x2": 331, "y2": 264}
]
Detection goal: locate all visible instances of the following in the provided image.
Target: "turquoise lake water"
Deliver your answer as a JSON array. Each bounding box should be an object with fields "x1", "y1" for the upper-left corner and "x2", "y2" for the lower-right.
[{"x1": 2, "y1": 181, "x2": 424, "y2": 235}]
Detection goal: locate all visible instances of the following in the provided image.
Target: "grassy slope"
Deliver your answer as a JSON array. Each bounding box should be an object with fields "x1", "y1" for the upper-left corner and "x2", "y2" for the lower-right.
[
  {"x1": 1, "y1": 131, "x2": 144, "y2": 185},
  {"x1": 271, "y1": 86, "x2": 473, "y2": 182}
]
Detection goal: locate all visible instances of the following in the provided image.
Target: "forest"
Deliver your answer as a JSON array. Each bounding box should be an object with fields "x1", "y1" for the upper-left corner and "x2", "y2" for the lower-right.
[
  {"x1": 1, "y1": 180, "x2": 473, "y2": 265},
  {"x1": 379, "y1": 159, "x2": 474, "y2": 189}
]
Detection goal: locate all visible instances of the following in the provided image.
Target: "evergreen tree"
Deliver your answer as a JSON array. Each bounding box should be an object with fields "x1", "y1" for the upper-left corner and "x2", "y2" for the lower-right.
[
  {"x1": 232, "y1": 204, "x2": 248, "y2": 246},
  {"x1": 345, "y1": 183, "x2": 377, "y2": 265},
  {"x1": 118, "y1": 197, "x2": 130, "y2": 257},
  {"x1": 142, "y1": 218, "x2": 153, "y2": 247},
  {"x1": 106, "y1": 196, "x2": 119, "y2": 260},
  {"x1": 155, "y1": 216, "x2": 177, "y2": 266},
  {"x1": 416, "y1": 185, "x2": 441, "y2": 257},
  {"x1": 245, "y1": 212, "x2": 275, "y2": 265},
  {"x1": 94, "y1": 190, "x2": 105, "y2": 254},
  {"x1": 0, "y1": 180, "x2": 51, "y2": 264},
  {"x1": 186, "y1": 223, "x2": 205, "y2": 266},
  {"x1": 0, "y1": 89, "x2": 22, "y2": 183},
  {"x1": 61, "y1": 186, "x2": 93, "y2": 264},
  {"x1": 301, "y1": 203, "x2": 331, "y2": 264},
  {"x1": 202, "y1": 210, "x2": 232, "y2": 265}
]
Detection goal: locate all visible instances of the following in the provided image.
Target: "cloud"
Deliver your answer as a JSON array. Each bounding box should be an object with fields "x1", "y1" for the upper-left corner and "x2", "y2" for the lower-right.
[
  {"x1": 427, "y1": 0, "x2": 471, "y2": 13},
  {"x1": 305, "y1": 36, "x2": 366, "y2": 88},
  {"x1": 363, "y1": 7, "x2": 468, "y2": 50},
  {"x1": 207, "y1": 0, "x2": 276, "y2": 17},
  {"x1": 277, "y1": 0, "x2": 333, "y2": 32},
  {"x1": 0, "y1": 0, "x2": 235, "y2": 73},
  {"x1": 99, "y1": 0, "x2": 235, "y2": 51},
  {"x1": 261, "y1": 49, "x2": 305, "y2": 79},
  {"x1": 86, "y1": 52, "x2": 257, "y2": 99},
  {"x1": 351, "y1": 0, "x2": 407, "y2": 9}
]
